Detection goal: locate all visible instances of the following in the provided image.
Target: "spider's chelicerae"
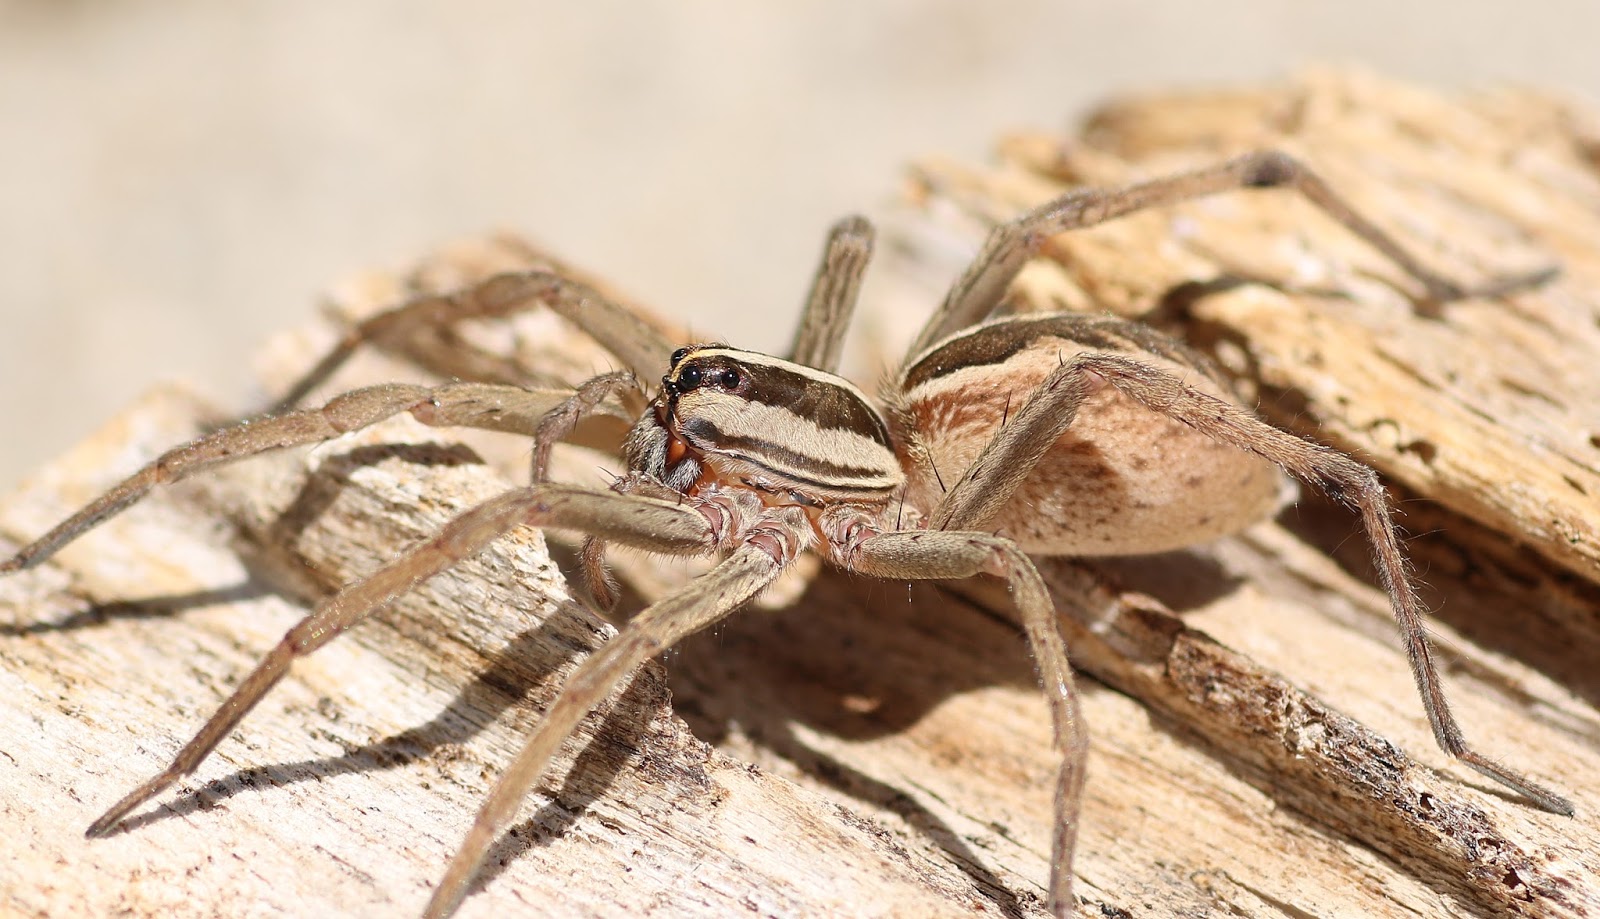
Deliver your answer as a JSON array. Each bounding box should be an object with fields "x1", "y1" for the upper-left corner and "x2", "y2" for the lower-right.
[{"x1": 1, "y1": 151, "x2": 1576, "y2": 917}]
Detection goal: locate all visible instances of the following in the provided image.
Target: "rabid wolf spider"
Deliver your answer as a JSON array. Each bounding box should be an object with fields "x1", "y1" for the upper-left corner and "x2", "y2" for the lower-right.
[{"x1": 1, "y1": 150, "x2": 1575, "y2": 917}]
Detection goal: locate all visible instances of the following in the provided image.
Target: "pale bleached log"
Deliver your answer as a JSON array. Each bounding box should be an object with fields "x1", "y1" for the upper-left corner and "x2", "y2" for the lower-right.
[{"x1": 3, "y1": 70, "x2": 1599, "y2": 919}]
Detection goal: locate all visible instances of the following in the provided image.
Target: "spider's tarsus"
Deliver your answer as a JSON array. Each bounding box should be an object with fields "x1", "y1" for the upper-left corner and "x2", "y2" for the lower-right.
[
  {"x1": 1544, "y1": 793, "x2": 1577, "y2": 818},
  {"x1": 1461, "y1": 751, "x2": 1576, "y2": 817},
  {"x1": 85, "y1": 806, "x2": 130, "y2": 838},
  {"x1": 1422, "y1": 263, "x2": 1561, "y2": 306},
  {"x1": 1468, "y1": 263, "x2": 1562, "y2": 300},
  {"x1": 86, "y1": 772, "x2": 175, "y2": 838}
]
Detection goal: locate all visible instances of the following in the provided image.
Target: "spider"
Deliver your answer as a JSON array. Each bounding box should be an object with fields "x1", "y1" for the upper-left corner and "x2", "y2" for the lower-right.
[{"x1": 0, "y1": 150, "x2": 1574, "y2": 917}]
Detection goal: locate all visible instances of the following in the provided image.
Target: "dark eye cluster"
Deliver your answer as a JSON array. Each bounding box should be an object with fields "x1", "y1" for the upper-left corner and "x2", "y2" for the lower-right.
[{"x1": 675, "y1": 362, "x2": 742, "y2": 392}]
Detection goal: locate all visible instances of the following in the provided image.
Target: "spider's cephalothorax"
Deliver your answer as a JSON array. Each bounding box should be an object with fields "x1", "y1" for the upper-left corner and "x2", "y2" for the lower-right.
[
  {"x1": 0, "y1": 151, "x2": 1573, "y2": 918},
  {"x1": 623, "y1": 344, "x2": 903, "y2": 509}
]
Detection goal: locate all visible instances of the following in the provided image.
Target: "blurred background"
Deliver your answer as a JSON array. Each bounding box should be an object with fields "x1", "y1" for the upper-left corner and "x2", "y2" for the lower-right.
[{"x1": 2, "y1": 1, "x2": 1597, "y2": 485}]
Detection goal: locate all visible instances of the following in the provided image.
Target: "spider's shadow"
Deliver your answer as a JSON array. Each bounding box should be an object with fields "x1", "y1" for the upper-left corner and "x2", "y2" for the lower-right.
[
  {"x1": 0, "y1": 582, "x2": 272, "y2": 636},
  {"x1": 107, "y1": 595, "x2": 667, "y2": 903},
  {"x1": 662, "y1": 515, "x2": 1581, "y2": 919},
  {"x1": 53, "y1": 440, "x2": 664, "y2": 905},
  {"x1": 1, "y1": 442, "x2": 483, "y2": 637},
  {"x1": 648, "y1": 544, "x2": 1242, "y2": 918}
]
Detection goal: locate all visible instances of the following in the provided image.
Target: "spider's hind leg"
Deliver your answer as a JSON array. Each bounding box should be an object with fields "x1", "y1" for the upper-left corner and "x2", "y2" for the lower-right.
[
  {"x1": 924, "y1": 342, "x2": 1572, "y2": 816},
  {"x1": 1073, "y1": 354, "x2": 1574, "y2": 816},
  {"x1": 911, "y1": 150, "x2": 1558, "y2": 357},
  {"x1": 842, "y1": 528, "x2": 1083, "y2": 919}
]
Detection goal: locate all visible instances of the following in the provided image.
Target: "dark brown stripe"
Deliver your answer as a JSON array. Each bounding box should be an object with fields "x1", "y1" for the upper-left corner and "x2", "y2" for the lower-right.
[
  {"x1": 679, "y1": 417, "x2": 895, "y2": 493},
  {"x1": 902, "y1": 315, "x2": 1224, "y2": 389},
  {"x1": 673, "y1": 351, "x2": 893, "y2": 448}
]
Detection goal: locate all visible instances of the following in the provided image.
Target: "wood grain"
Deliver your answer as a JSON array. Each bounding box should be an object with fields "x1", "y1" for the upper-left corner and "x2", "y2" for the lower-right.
[{"x1": 3, "y1": 70, "x2": 1597, "y2": 918}]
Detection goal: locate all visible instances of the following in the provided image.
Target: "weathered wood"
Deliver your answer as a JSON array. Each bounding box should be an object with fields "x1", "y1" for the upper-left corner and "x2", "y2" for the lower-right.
[{"x1": 2, "y1": 71, "x2": 1598, "y2": 917}]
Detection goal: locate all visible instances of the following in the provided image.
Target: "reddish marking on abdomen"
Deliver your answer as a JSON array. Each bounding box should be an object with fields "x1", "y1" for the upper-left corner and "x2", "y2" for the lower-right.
[{"x1": 906, "y1": 384, "x2": 1024, "y2": 444}]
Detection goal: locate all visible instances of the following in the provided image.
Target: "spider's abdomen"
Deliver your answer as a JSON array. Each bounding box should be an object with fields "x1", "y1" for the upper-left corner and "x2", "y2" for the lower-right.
[{"x1": 890, "y1": 315, "x2": 1285, "y2": 556}]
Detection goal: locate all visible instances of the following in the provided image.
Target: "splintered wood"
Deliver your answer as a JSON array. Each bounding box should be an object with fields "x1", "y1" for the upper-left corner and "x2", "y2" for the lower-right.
[{"x1": 2, "y1": 71, "x2": 1597, "y2": 917}]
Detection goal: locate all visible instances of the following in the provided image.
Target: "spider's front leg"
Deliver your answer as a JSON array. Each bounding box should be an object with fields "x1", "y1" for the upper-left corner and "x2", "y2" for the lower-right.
[
  {"x1": 277, "y1": 213, "x2": 874, "y2": 418},
  {"x1": 0, "y1": 381, "x2": 631, "y2": 576},
  {"x1": 424, "y1": 497, "x2": 812, "y2": 918},
  {"x1": 84, "y1": 482, "x2": 720, "y2": 837},
  {"x1": 275, "y1": 271, "x2": 678, "y2": 413}
]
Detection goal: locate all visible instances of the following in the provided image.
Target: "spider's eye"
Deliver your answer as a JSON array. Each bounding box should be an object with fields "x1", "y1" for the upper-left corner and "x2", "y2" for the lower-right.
[
  {"x1": 677, "y1": 366, "x2": 703, "y2": 390},
  {"x1": 719, "y1": 368, "x2": 741, "y2": 389},
  {"x1": 669, "y1": 347, "x2": 689, "y2": 368}
]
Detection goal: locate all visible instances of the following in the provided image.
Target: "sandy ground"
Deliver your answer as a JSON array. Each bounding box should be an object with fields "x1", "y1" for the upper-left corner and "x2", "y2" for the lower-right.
[{"x1": 2, "y1": 1, "x2": 1598, "y2": 486}]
